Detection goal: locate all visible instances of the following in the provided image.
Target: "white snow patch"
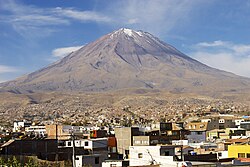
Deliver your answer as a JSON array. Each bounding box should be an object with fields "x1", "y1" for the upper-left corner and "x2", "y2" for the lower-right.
[
  {"x1": 110, "y1": 33, "x2": 115, "y2": 39},
  {"x1": 123, "y1": 28, "x2": 133, "y2": 36},
  {"x1": 136, "y1": 31, "x2": 143, "y2": 37},
  {"x1": 109, "y1": 28, "x2": 146, "y2": 39}
]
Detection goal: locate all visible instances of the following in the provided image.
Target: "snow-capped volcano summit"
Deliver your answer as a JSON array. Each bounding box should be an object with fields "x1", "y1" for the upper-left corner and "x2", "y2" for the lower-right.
[
  {"x1": 110, "y1": 28, "x2": 144, "y2": 37},
  {"x1": 1, "y1": 28, "x2": 250, "y2": 94}
]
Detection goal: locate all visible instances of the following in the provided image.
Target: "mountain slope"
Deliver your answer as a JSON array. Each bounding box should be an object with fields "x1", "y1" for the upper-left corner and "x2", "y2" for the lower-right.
[{"x1": 1, "y1": 28, "x2": 250, "y2": 94}]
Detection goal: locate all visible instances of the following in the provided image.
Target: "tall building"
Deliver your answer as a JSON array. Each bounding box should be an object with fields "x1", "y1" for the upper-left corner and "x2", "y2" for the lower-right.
[{"x1": 114, "y1": 127, "x2": 140, "y2": 157}]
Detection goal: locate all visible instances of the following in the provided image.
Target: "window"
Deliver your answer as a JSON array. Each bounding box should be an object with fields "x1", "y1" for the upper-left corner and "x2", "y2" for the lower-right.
[
  {"x1": 75, "y1": 157, "x2": 79, "y2": 160},
  {"x1": 95, "y1": 157, "x2": 99, "y2": 164},
  {"x1": 68, "y1": 142, "x2": 71, "y2": 146},
  {"x1": 85, "y1": 141, "x2": 89, "y2": 146},
  {"x1": 125, "y1": 150, "x2": 129, "y2": 159},
  {"x1": 164, "y1": 151, "x2": 170, "y2": 156},
  {"x1": 172, "y1": 131, "x2": 178, "y2": 135},
  {"x1": 138, "y1": 153, "x2": 143, "y2": 158},
  {"x1": 196, "y1": 131, "x2": 203, "y2": 135},
  {"x1": 58, "y1": 141, "x2": 66, "y2": 146},
  {"x1": 247, "y1": 153, "x2": 250, "y2": 158},
  {"x1": 134, "y1": 141, "x2": 140, "y2": 144},
  {"x1": 238, "y1": 153, "x2": 245, "y2": 158}
]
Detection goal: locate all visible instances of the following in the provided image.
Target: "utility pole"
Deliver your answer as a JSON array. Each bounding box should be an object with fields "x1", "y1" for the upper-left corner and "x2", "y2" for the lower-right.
[
  {"x1": 71, "y1": 129, "x2": 76, "y2": 167},
  {"x1": 55, "y1": 124, "x2": 58, "y2": 166}
]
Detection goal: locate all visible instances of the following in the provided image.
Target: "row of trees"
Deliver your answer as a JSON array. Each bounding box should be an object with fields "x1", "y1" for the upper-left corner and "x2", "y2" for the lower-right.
[
  {"x1": 0, "y1": 156, "x2": 38, "y2": 167},
  {"x1": 0, "y1": 156, "x2": 70, "y2": 167}
]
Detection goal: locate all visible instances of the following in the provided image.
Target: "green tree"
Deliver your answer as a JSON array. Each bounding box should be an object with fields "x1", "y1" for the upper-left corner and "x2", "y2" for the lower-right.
[
  {"x1": 7, "y1": 158, "x2": 12, "y2": 166},
  {"x1": 25, "y1": 158, "x2": 39, "y2": 167},
  {"x1": 12, "y1": 156, "x2": 21, "y2": 167},
  {"x1": 0, "y1": 157, "x2": 5, "y2": 166}
]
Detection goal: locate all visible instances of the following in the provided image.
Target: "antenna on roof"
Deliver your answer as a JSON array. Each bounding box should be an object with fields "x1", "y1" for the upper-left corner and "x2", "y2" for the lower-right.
[{"x1": 147, "y1": 149, "x2": 157, "y2": 165}]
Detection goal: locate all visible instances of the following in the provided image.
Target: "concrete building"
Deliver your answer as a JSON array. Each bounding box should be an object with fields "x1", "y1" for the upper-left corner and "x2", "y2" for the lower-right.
[
  {"x1": 91, "y1": 130, "x2": 107, "y2": 138},
  {"x1": 114, "y1": 127, "x2": 140, "y2": 157},
  {"x1": 206, "y1": 129, "x2": 225, "y2": 141},
  {"x1": 217, "y1": 151, "x2": 228, "y2": 159},
  {"x1": 13, "y1": 120, "x2": 32, "y2": 132},
  {"x1": 228, "y1": 144, "x2": 250, "y2": 158},
  {"x1": 25, "y1": 125, "x2": 46, "y2": 137},
  {"x1": 217, "y1": 138, "x2": 249, "y2": 151},
  {"x1": 75, "y1": 154, "x2": 107, "y2": 167},
  {"x1": 186, "y1": 130, "x2": 206, "y2": 144},
  {"x1": 133, "y1": 135, "x2": 179, "y2": 146},
  {"x1": 129, "y1": 145, "x2": 216, "y2": 167},
  {"x1": 151, "y1": 122, "x2": 172, "y2": 132},
  {"x1": 63, "y1": 138, "x2": 108, "y2": 150},
  {"x1": 225, "y1": 128, "x2": 246, "y2": 139},
  {"x1": 240, "y1": 121, "x2": 250, "y2": 130},
  {"x1": 0, "y1": 139, "x2": 58, "y2": 160},
  {"x1": 234, "y1": 119, "x2": 245, "y2": 128},
  {"x1": 60, "y1": 138, "x2": 108, "y2": 166},
  {"x1": 151, "y1": 122, "x2": 187, "y2": 140},
  {"x1": 46, "y1": 125, "x2": 83, "y2": 140},
  {"x1": 200, "y1": 117, "x2": 236, "y2": 130},
  {"x1": 186, "y1": 121, "x2": 209, "y2": 131},
  {"x1": 240, "y1": 121, "x2": 250, "y2": 136},
  {"x1": 172, "y1": 140, "x2": 188, "y2": 146},
  {"x1": 129, "y1": 145, "x2": 180, "y2": 166},
  {"x1": 102, "y1": 160, "x2": 129, "y2": 167}
]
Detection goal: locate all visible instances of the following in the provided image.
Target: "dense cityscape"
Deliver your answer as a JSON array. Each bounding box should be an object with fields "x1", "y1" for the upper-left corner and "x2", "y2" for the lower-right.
[
  {"x1": 1, "y1": 1, "x2": 250, "y2": 167},
  {"x1": 1, "y1": 104, "x2": 250, "y2": 166}
]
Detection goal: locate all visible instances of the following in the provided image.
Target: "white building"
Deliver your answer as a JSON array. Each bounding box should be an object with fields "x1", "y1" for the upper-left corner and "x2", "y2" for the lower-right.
[
  {"x1": 129, "y1": 145, "x2": 180, "y2": 167},
  {"x1": 217, "y1": 151, "x2": 228, "y2": 159},
  {"x1": 63, "y1": 138, "x2": 108, "y2": 150},
  {"x1": 68, "y1": 138, "x2": 108, "y2": 167},
  {"x1": 234, "y1": 119, "x2": 244, "y2": 128},
  {"x1": 172, "y1": 140, "x2": 188, "y2": 146},
  {"x1": 129, "y1": 145, "x2": 216, "y2": 167},
  {"x1": 25, "y1": 125, "x2": 46, "y2": 137},
  {"x1": 75, "y1": 154, "x2": 107, "y2": 167},
  {"x1": 102, "y1": 160, "x2": 129, "y2": 167},
  {"x1": 13, "y1": 120, "x2": 32, "y2": 132}
]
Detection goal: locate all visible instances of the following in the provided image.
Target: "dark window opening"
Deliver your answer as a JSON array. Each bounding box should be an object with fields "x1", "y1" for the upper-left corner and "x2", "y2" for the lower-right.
[
  {"x1": 138, "y1": 153, "x2": 143, "y2": 158},
  {"x1": 165, "y1": 151, "x2": 170, "y2": 156},
  {"x1": 238, "y1": 153, "x2": 245, "y2": 158},
  {"x1": 95, "y1": 157, "x2": 99, "y2": 164}
]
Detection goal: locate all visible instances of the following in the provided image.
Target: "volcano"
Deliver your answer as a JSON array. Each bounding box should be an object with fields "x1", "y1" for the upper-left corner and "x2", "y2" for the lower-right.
[{"x1": 1, "y1": 28, "x2": 250, "y2": 94}]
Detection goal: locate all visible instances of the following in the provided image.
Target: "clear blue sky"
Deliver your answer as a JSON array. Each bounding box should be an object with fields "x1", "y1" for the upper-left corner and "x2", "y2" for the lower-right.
[{"x1": 1, "y1": 0, "x2": 250, "y2": 82}]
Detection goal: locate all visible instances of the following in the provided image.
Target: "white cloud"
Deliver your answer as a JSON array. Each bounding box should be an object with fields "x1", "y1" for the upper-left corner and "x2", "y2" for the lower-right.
[
  {"x1": 54, "y1": 7, "x2": 112, "y2": 23},
  {"x1": 0, "y1": 0, "x2": 69, "y2": 38},
  {"x1": 52, "y1": 45, "x2": 83, "y2": 58},
  {"x1": 190, "y1": 41, "x2": 250, "y2": 78},
  {"x1": 196, "y1": 40, "x2": 229, "y2": 47},
  {"x1": 0, "y1": 0, "x2": 112, "y2": 38},
  {"x1": 0, "y1": 0, "x2": 210, "y2": 38},
  {"x1": 0, "y1": 65, "x2": 18, "y2": 74},
  {"x1": 103, "y1": 0, "x2": 208, "y2": 36}
]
